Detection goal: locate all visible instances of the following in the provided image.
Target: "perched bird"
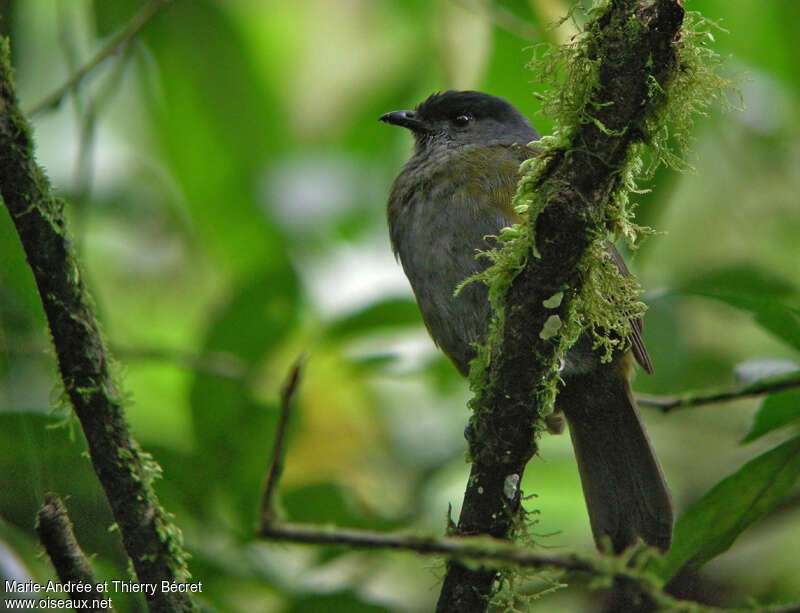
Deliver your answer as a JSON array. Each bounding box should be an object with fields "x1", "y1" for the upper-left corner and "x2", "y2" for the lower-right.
[{"x1": 381, "y1": 90, "x2": 673, "y2": 553}]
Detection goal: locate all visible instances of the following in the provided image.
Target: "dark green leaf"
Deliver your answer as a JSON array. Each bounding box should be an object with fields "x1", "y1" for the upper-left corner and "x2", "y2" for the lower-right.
[
  {"x1": 0, "y1": 414, "x2": 118, "y2": 557},
  {"x1": 678, "y1": 265, "x2": 797, "y2": 299},
  {"x1": 741, "y1": 390, "x2": 800, "y2": 444},
  {"x1": 752, "y1": 304, "x2": 800, "y2": 352},
  {"x1": 652, "y1": 436, "x2": 800, "y2": 582},
  {"x1": 675, "y1": 266, "x2": 800, "y2": 351},
  {"x1": 0, "y1": 207, "x2": 45, "y2": 330},
  {"x1": 283, "y1": 482, "x2": 361, "y2": 526}
]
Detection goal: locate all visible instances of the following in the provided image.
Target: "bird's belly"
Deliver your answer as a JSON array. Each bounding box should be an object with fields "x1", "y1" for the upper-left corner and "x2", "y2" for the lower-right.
[{"x1": 397, "y1": 206, "x2": 498, "y2": 375}]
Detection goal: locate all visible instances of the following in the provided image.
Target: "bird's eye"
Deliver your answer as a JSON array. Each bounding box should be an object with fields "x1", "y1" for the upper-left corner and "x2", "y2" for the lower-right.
[{"x1": 452, "y1": 114, "x2": 472, "y2": 127}]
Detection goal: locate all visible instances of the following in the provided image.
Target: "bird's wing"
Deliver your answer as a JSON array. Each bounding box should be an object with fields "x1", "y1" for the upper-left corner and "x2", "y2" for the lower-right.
[{"x1": 605, "y1": 243, "x2": 654, "y2": 375}]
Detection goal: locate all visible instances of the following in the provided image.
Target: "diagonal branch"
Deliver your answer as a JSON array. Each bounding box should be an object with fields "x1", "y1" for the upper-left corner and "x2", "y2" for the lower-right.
[
  {"x1": 0, "y1": 39, "x2": 196, "y2": 613},
  {"x1": 436, "y1": 1, "x2": 687, "y2": 611}
]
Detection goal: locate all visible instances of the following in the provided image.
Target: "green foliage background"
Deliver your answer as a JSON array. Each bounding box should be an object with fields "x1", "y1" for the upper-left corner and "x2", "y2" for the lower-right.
[{"x1": 1, "y1": 1, "x2": 799, "y2": 611}]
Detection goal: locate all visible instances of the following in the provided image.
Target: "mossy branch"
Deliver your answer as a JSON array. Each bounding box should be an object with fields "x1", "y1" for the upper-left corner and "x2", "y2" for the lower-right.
[
  {"x1": 437, "y1": 1, "x2": 695, "y2": 610},
  {"x1": 260, "y1": 521, "x2": 729, "y2": 612},
  {"x1": 0, "y1": 39, "x2": 196, "y2": 613},
  {"x1": 253, "y1": 365, "x2": 721, "y2": 613}
]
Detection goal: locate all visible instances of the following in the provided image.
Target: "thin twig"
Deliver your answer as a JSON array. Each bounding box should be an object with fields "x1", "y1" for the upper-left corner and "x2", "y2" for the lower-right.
[
  {"x1": 36, "y1": 493, "x2": 106, "y2": 609},
  {"x1": 26, "y1": 0, "x2": 171, "y2": 117},
  {"x1": 637, "y1": 371, "x2": 800, "y2": 412},
  {"x1": 260, "y1": 355, "x2": 306, "y2": 524}
]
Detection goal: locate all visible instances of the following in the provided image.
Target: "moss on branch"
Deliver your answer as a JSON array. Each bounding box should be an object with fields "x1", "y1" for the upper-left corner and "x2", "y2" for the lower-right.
[
  {"x1": 0, "y1": 38, "x2": 195, "y2": 613},
  {"x1": 435, "y1": 0, "x2": 735, "y2": 610}
]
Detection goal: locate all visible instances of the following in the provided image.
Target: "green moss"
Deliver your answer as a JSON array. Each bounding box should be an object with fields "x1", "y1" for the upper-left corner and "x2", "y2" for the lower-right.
[
  {"x1": 574, "y1": 237, "x2": 647, "y2": 363},
  {"x1": 643, "y1": 11, "x2": 740, "y2": 174},
  {"x1": 464, "y1": 2, "x2": 734, "y2": 432}
]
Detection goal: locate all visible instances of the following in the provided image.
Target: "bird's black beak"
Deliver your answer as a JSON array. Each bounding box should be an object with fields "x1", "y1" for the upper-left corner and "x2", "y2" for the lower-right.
[{"x1": 379, "y1": 110, "x2": 428, "y2": 133}]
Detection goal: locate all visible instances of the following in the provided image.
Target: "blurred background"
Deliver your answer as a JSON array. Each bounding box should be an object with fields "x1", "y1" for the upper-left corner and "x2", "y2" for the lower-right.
[{"x1": 1, "y1": 0, "x2": 798, "y2": 611}]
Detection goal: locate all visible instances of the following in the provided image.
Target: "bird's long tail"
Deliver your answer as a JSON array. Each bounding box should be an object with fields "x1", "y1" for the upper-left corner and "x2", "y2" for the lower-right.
[{"x1": 558, "y1": 365, "x2": 673, "y2": 553}]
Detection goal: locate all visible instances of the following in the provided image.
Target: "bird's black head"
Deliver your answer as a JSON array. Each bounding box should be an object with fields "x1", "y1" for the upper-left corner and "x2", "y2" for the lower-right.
[{"x1": 380, "y1": 90, "x2": 538, "y2": 151}]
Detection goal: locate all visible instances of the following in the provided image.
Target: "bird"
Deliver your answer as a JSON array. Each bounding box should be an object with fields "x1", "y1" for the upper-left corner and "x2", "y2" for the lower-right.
[{"x1": 380, "y1": 90, "x2": 673, "y2": 553}]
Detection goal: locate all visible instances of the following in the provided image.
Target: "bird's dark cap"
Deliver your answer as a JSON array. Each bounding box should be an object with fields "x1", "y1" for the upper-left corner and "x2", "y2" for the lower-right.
[{"x1": 414, "y1": 90, "x2": 519, "y2": 122}]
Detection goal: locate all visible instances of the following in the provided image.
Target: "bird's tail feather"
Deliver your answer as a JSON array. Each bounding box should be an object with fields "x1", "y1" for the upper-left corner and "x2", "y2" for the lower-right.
[{"x1": 558, "y1": 367, "x2": 673, "y2": 553}]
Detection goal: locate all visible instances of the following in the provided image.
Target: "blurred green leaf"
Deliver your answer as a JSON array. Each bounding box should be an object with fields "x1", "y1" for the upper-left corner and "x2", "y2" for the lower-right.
[
  {"x1": 676, "y1": 265, "x2": 800, "y2": 351},
  {"x1": 133, "y1": 0, "x2": 288, "y2": 277},
  {"x1": 694, "y1": 0, "x2": 800, "y2": 95},
  {"x1": 189, "y1": 264, "x2": 300, "y2": 529},
  {"x1": 0, "y1": 207, "x2": 45, "y2": 330},
  {"x1": 751, "y1": 305, "x2": 800, "y2": 352},
  {"x1": 0, "y1": 414, "x2": 123, "y2": 559},
  {"x1": 653, "y1": 435, "x2": 800, "y2": 582},
  {"x1": 678, "y1": 265, "x2": 797, "y2": 299},
  {"x1": 283, "y1": 482, "x2": 357, "y2": 526},
  {"x1": 91, "y1": 0, "x2": 139, "y2": 35},
  {"x1": 741, "y1": 390, "x2": 800, "y2": 444},
  {"x1": 325, "y1": 298, "x2": 421, "y2": 341},
  {"x1": 347, "y1": 353, "x2": 401, "y2": 373}
]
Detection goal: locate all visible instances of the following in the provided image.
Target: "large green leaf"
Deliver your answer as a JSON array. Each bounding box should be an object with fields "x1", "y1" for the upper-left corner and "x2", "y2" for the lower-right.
[
  {"x1": 676, "y1": 265, "x2": 800, "y2": 351},
  {"x1": 652, "y1": 435, "x2": 800, "y2": 582},
  {"x1": 741, "y1": 389, "x2": 800, "y2": 444},
  {"x1": 677, "y1": 265, "x2": 797, "y2": 299}
]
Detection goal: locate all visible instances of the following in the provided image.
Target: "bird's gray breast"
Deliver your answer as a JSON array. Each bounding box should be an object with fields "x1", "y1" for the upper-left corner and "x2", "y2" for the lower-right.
[{"x1": 388, "y1": 158, "x2": 511, "y2": 375}]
